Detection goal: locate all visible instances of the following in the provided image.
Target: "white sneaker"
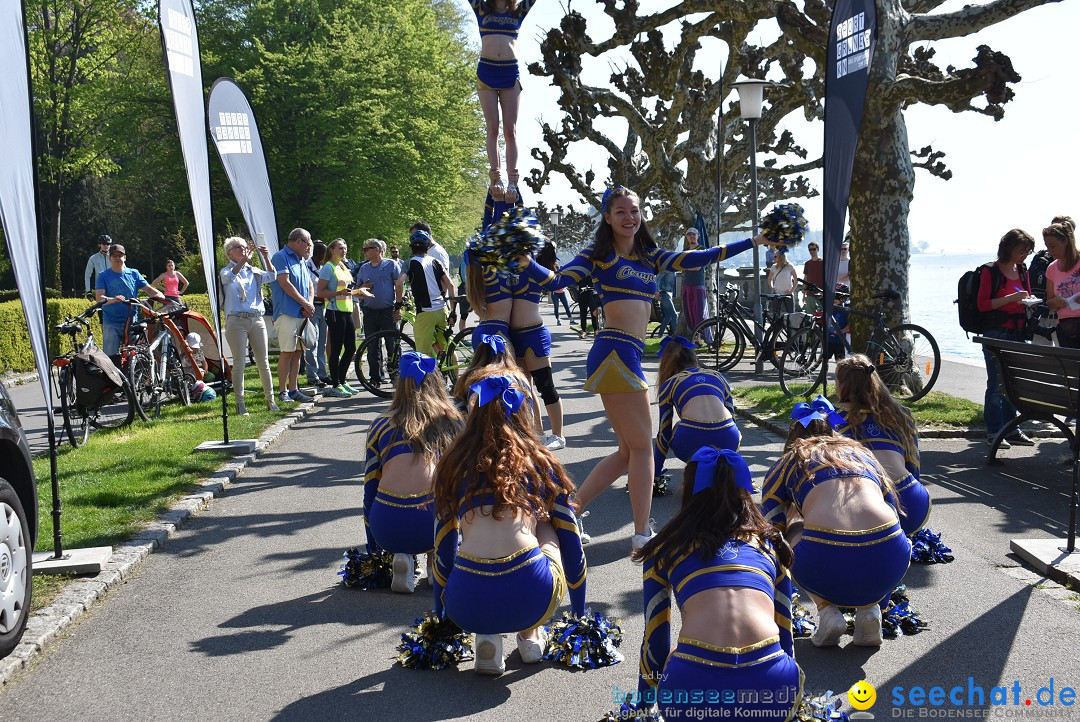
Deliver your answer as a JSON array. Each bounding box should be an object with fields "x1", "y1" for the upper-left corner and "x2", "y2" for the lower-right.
[
  {"x1": 630, "y1": 519, "x2": 656, "y2": 562},
  {"x1": 852, "y1": 605, "x2": 883, "y2": 646},
  {"x1": 811, "y1": 605, "x2": 848, "y2": 647},
  {"x1": 576, "y1": 510, "x2": 591, "y2": 545},
  {"x1": 544, "y1": 434, "x2": 567, "y2": 451},
  {"x1": 517, "y1": 628, "x2": 547, "y2": 664},
  {"x1": 474, "y1": 634, "x2": 505, "y2": 675},
  {"x1": 390, "y1": 553, "x2": 415, "y2": 594}
]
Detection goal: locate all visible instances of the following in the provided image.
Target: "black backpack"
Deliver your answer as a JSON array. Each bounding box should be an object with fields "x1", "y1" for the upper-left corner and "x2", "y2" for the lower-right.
[
  {"x1": 72, "y1": 346, "x2": 125, "y2": 407},
  {"x1": 956, "y1": 262, "x2": 1026, "y2": 336},
  {"x1": 1029, "y1": 250, "x2": 1051, "y2": 300}
]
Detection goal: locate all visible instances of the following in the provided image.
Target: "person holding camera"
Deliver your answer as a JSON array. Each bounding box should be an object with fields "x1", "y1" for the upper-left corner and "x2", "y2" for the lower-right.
[
  {"x1": 978, "y1": 229, "x2": 1036, "y2": 447},
  {"x1": 318, "y1": 238, "x2": 373, "y2": 398}
]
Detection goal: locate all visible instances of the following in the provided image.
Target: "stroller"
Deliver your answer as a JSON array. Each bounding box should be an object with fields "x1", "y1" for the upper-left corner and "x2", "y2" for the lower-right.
[{"x1": 177, "y1": 307, "x2": 231, "y2": 385}]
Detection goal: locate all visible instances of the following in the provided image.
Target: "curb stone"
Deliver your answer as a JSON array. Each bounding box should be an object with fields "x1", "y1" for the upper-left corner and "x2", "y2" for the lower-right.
[{"x1": 0, "y1": 399, "x2": 320, "y2": 687}]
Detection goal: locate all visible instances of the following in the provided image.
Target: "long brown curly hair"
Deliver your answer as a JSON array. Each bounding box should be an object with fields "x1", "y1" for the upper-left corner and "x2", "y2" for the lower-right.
[
  {"x1": 466, "y1": 260, "x2": 488, "y2": 317},
  {"x1": 631, "y1": 452, "x2": 793, "y2": 572},
  {"x1": 656, "y1": 340, "x2": 698, "y2": 390},
  {"x1": 384, "y1": 366, "x2": 462, "y2": 461},
  {"x1": 435, "y1": 366, "x2": 574, "y2": 523},
  {"x1": 781, "y1": 427, "x2": 901, "y2": 514},
  {"x1": 835, "y1": 354, "x2": 918, "y2": 462}
]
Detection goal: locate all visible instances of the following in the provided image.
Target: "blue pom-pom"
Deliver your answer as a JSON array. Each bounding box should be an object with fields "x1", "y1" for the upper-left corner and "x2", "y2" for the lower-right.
[
  {"x1": 882, "y1": 584, "x2": 927, "y2": 638},
  {"x1": 396, "y1": 611, "x2": 474, "y2": 670},
  {"x1": 910, "y1": 527, "x2": 954, "y2": 564},
  {"x1": 760, "y1": 203, "x2": 809, "y2": 248},
  {"x1": 338, "y1": 547, "x2": 394, "y2": 590},
  {"x1": 543, "y1": 609, "x2": 624, "y2": 669},
  {"x1": 796, "y1": 690, "x2": 849, "y2": 721},
  {"x1": 653, "y1": 472, "x2": 671, "y2": 497},
  {"x1": 791, "y1": 587, "x2": 817, "y2": 638}
]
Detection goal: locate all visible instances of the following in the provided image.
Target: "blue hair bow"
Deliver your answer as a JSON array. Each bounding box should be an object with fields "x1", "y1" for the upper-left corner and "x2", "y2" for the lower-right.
[
  {"x1": 479, "y1": 333, "x2": 507, "y2": 356},
  {"x1": 658, "y1": 335, "x2": 695, "y2": 357},
  {"x1": 469, "y1": 375, "x2": 526, "y2": 419},
  {"x1": 400, "y1": 351, "x2": 437, "y2": 385},
  {"x1": 809, "y1": 395, "x2": 846, "y2": 428},
  {"x1": 600, "y1": 185, "x2": 627, "y2": 214},
  {"x1": 690, "y1": 447, "x2": 754, "y2": 496}
]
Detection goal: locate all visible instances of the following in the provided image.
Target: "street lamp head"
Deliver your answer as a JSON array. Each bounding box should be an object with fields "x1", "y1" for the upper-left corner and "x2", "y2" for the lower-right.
[
  {"x1": 550, "y1": 209, "x2": 562, "y2": 226},
  {"x1": 733, "y1": 78, "x2": 773, "y2": 120}
]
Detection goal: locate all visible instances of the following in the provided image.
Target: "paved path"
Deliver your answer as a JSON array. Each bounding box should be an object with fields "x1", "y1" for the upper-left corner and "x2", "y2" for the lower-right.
[{"x1": 3, "y1": 315, "x2": 1079, "y2": 720}]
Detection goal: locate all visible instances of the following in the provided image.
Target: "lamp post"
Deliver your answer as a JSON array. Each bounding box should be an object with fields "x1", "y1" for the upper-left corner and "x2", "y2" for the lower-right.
[
  {"x1": 550, "y1": 207, "x2": 561, "y2": 247},
  {"x1": 733, "y1": 78, "x2": 770, "y2": 374}
]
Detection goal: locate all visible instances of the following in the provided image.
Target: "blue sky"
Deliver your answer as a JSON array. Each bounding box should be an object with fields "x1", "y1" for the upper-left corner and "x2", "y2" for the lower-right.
[{"x1": 486, "y1": 0, "x2": 1076, "y2": 254}]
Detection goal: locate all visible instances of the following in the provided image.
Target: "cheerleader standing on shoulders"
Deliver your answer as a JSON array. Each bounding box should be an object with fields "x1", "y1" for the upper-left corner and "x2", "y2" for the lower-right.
[
  {"x1": 633, "y1": 448, "x2": 802, "y2": 721},
  {"x1": 833, "y1": 355, "x2": 931, "y2": 535},
  {"x1": 761, "y1": 411, "x2": 910, "y2": 647},
  {"x1": 653, "y1": 336, "x2": 741, "y2": 486},
  {"x1": 432, "y1": 366, "x2": 586, "y2": 675},
  {"x1": 509, "y1": 241, "x2": 567, "y2": 450},
  {"x1": 518, "y1": 185, "x2": 774, "y2": 552},
  {"x1": 364, "y1": 352, "x2": 463, "y2": 593}
]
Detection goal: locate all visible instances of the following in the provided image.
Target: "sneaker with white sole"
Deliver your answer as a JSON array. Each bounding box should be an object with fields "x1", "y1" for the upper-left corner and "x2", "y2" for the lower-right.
[
  {"x1": 811, "y1": 605, "x2": 848, "y2": 647},
  {"x1": 289, "y1": 389, "x2": 314, "y2": 403},
  {"x1": 852, "y1": 605, "x2": 883, "y2": 646},
  {"x1": 545, "y1": 434, "x2": 567, "y2": 450},
  {"x1": 474, "y1": 634, "x2": 505, "y2": 675},
  {"x1": 391, "y1": 553, "x2": 415, "y2": 594},
  {"x1": 576, "y1": 510, "x2": 591, "y2": 545},
  {"x1": 988, "y1": 435, "x2": 1011, "y2": 450},
  {"x1": 630, "y1": 519, "x2": 656, "y2": 561},
  {"x1": 517, "y1": 628, "x2": 547, "y2": 664}
]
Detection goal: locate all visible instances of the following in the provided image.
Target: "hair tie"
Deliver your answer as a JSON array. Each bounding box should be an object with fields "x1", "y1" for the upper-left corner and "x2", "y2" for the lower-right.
[
  {"x1": 400, "y1": 352, "x2": 437, "y2": 385},
  {"x1": 658, "y1": 335, "x2": 695, "y2": 357},
  {"x1": 862, "y1": 363, "x2": 875, "y2": 376},
  {"x1": 808, "y1": 395, "x2": 846, "y2": 428},
  {"x1": 469, "y1": 375, "x2": 526, "y2": 419},
  {"x1": 480, "y1": 333, "x2": 507, "y2": 356},
  {"x1": 690, "y1": 447, "x2": 754, "y2": 496},
  {"x1": 600, "y1": 185, "x2": 627, "y2": 214}
]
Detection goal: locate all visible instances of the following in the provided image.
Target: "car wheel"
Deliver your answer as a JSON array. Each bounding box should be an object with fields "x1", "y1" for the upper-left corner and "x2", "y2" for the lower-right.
[{"x1": 0, "y1": 478, "x2": 31, "y2": 659}]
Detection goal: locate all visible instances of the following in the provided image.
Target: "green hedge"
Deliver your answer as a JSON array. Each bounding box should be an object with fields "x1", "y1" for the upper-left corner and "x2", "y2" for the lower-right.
[{"x1": 0, "y1": 294, "x2": 218, "y2": 373}]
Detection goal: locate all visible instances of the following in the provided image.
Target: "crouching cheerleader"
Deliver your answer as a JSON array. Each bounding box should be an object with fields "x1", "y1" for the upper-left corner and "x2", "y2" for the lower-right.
[
  {"x1": 833, "y1": 355, "x2": 931, "y2": 535},
  {"x1": 432, "y1": 367, "x2": 587, "y2": 675},
  {"x1": 363, "y1": 352, "x2": 463, "y2": 593},
  {"x1": 653, "y1": 336, "x2": 741, "y2": 491},
  {"x1": 631, "y1": 448, "x2": 802, "y2": 721},
  {"x1": 762, "y1": 409, "x2": 911, "y2": 648}
]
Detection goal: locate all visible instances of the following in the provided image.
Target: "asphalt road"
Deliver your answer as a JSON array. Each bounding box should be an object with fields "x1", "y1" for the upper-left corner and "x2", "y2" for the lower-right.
[{"x1": 2, "y1": 315, "x2": 1078, "y2": 720}]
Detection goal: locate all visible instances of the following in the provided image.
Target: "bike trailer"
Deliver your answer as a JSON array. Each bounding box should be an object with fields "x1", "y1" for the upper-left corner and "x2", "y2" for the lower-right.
[
  {"x1": 73, "y1": 347, "x2": 126, "y2": 408},
  {"x1": 179, "y1": 308, "x2": 230, "y2": 380}
]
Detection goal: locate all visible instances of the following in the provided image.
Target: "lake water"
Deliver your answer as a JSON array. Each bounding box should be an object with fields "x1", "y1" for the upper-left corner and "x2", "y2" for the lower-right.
[{"x1": 908, "y1": 253, "x2": 990, "y2": 363}]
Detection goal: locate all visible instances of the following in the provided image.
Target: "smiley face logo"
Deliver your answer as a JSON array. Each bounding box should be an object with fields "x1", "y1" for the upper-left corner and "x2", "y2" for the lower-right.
[{"x1": 848, "y1": 680, "x2": 876, "y2": 710}]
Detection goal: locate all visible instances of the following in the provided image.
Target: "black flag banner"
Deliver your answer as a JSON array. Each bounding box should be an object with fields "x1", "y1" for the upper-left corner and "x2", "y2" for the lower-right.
[
  {"x1": 158, "y1": 0, "x2": 218, "y2": 319},
  {"x1": 822, "y1": 0, "x2": 877, "y2": 338},
  {"x1": 207, "y1": 78, "x2": 280, "y2": 254},
  {"x1": 0, "y1": 0, "x2": 51, "y2": 412}
]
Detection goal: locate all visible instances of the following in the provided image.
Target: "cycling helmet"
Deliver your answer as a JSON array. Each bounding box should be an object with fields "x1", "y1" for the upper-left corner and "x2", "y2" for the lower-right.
[{"x1": 409, "y1": 229, "x2": 433, "y2": 253}]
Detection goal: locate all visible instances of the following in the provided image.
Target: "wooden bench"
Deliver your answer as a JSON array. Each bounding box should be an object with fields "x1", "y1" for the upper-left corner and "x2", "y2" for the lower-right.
[{"x1": 976, "y1": 336, "x2": 1080, "y2": 551}]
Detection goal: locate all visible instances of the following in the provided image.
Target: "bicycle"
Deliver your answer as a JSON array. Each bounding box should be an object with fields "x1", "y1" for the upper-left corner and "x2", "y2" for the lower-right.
[
  {"x1": 123, "y1": 299, "x2": 194, "y2": 420},
  {"x1": 51, "y1": 302, "x2": 136, "y2": 448},
  {"x1": 353, "y1": 297, "x2": 475, "y2": 399},
  {"x1": 778, "y1": 282, "x2": 941, "y2": 401},
  {"x1": 689, "y1": 284, "x2": 795, "y2": 372}
]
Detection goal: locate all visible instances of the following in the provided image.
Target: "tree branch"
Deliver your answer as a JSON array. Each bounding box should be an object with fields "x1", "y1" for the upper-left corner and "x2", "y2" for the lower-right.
[{"x1": 906, "y1": 0, "x2": 1062, "y2": 42}]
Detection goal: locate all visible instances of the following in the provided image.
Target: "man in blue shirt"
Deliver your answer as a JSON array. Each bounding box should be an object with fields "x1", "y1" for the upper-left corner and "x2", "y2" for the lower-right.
[
  {"x1": 95, "y1": 243, "x2": 166, "y2": 355},
  {"x1": 270, "y1": 228, "x2": 316, "y2": 404},
  {"x1": 355, "y1": 239, "x2": 405, "y2": 385}
]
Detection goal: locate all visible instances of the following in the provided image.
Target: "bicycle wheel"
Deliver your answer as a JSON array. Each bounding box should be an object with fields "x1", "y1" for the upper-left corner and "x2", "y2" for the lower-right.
[
  {"x1": 871, "y1": 323, "x2": 941, "y2": 402},
  {"x1": 779, "y1": 326, "x2": 827, "y2": 398},
  {"x1": 760, "y1": 317, "x2": 796, "y2": 370},
  {"x1": 164, "y1": 347, "x2": 191, "y2": 407},
  {"x1": 354, "y1": 329, "x2": 415, "y2": 398},
  {"x1": 442, "y1": 328, "x2": 475, "y2": 394},
  {"x1": 86, "y1": 378, "x2": 135, "y2": 430},
  {"x1": 127, "y1": 350, "x2": 159, "y2": 420},
  {"x1": 690, "y1": 317, "x2": 746, "y2": 372},
  {"x1": 58, "y1": 366, "x2": 88, "y2": 448}
]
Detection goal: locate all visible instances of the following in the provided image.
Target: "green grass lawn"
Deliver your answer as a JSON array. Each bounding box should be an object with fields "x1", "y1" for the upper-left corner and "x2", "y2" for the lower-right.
[
  {"x1": 734, "y1": 385, "x2": 983, "y2": 430},
  {"x1": 31, "y1": 365, "x2": 293, "y2": 609}
]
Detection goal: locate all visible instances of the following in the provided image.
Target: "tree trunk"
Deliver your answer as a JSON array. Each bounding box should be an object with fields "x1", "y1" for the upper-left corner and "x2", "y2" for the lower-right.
[{"x1": 50, "y1": 195, "x2": 63, "y2": 292}]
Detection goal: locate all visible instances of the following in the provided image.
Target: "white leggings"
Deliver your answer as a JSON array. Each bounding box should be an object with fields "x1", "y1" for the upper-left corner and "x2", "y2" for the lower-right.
[{"x1": 225, "y1": 314, "x2": 275, "y2": 400}]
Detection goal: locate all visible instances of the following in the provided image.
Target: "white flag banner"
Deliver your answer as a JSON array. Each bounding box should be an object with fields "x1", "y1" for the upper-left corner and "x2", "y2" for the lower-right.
[
  {"x1": 0, "y1": 0, "x2": 51, "y2": 414},
  {"x1": 158, "y1": 0, "x2": 218, "y2": 319},
  {"x1": 208, "y1": 78, "x2": 279, "y2": 254}
]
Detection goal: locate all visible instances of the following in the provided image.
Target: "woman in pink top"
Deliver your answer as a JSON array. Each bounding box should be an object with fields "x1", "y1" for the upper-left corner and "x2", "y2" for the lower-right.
[
  {"x1": 977, "y1": 229, "x2": 1035, "y2": 446},
  {"x1": 1045, "y1": 219, "x2": 1080, "y2": 349},
  {"x1": 151, "y1": 259, "x2": 189, "y2": 303}
]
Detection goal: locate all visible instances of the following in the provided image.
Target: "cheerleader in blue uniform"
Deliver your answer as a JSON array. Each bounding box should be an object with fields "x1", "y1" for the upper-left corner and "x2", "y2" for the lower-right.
[
  {"x1": 761, "y1": 411, "x2": 910, "y2": 648},
  {"x1": 833, "y1": 355, "x2": 931, "y2": 535},
  {"x1": 653, "y1": 336, "x2": 741, "y2": 486},
  {"x1": 452, "y1": 333, "x2": 518, "y2": 409},
  {"x1": 517, "y1": 186, "x2": 774, "y2": 552},
  {"x1": 465, "y1": 252, "x2": 514, "y2": 352},
  {"x1": 509, "y1": 242, "x2": 566, "y2": 449},
  {"x1": 468, "y1": 0, "x2": 536, "y2": 203},
  {"x1": 632, "y1": 448, "x2": 802, "y2": 721},
  {"x1": 364, "y1": 352, "x2": 463, "y2": 593},
  {"x1": 432, "y1": 367, "x2": 587, "y2": 675}
]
